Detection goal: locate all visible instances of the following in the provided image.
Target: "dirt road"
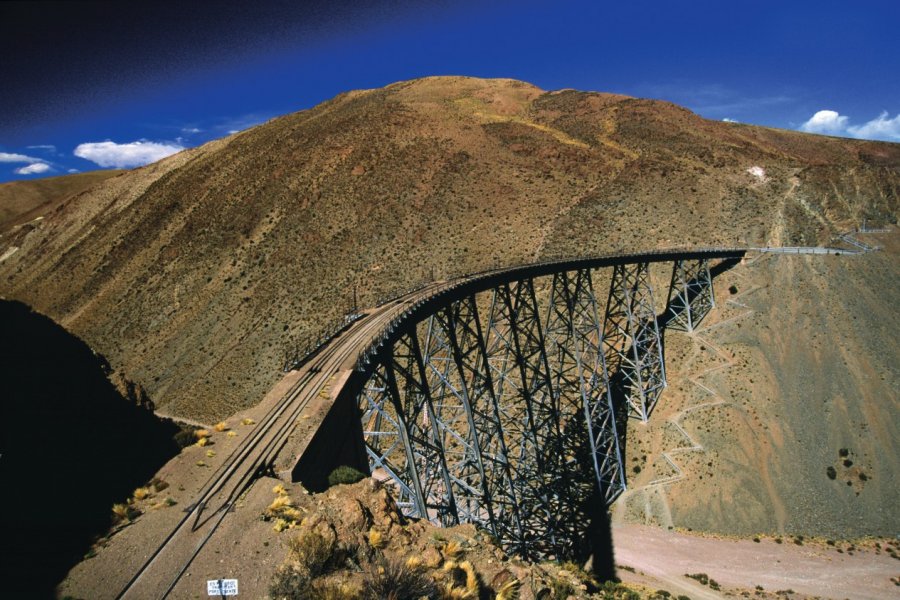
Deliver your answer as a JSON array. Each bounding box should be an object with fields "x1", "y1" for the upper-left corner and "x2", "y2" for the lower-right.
[{"x1": 613, "y1": 524, "x2": 899, "y2": 599}]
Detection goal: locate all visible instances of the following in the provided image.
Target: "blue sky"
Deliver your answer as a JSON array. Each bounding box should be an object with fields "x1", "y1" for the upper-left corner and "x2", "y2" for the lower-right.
[{"x1": 1, "y1": 0, "x2": 898, "y2": 183}]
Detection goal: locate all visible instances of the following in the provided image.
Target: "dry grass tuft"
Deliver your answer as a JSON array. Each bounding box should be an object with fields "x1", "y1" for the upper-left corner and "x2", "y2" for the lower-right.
[
  {"x1": 268, "y1": 495, "x2": 293, "y2": 512},
  {"x1": 437, "y1": 560, "x2": 480, "y2": 599},
  {"x1": 266, "y1": 488, "x2": 305, "y2": 531},
  {"x1": 195, "y1": 436, "x2": 209, "y2": 447},
  {"x1": 360, "y1": 556, "x2": 437, "y2": 600},
  {"x1": 241, "y1": 418, "x2": 255, "y2": 426},
  {"x1": 368, "y1": 527, "x2": 386, "y2": 549},
  {"x1": 443, "y1": 539, "x2": 464, "y2": 559},
  {"x1": 495, "y1": 577, "x2": 521, "y2": 600},
  {"x1": 226, "y1": 430, "x2": 237, "y2": 437},
  {"x1": 132, "y1": 487, "x2": 153, "y2": 501},
  {"x1": 112, "y1": 502, "x2": 140, "y2": 522},
  {"x1": 213, "y1": 421, "x2": 229, "y2": 432},
  {"x1": 194, "y1": 428, "x2": 211, "y2": 439}
]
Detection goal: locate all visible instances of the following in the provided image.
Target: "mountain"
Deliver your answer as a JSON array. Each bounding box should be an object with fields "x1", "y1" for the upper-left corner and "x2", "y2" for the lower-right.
[
  {"x1": 0, "y1": 77, "x2": 897, "y2": 539},
  {"x1": 0, "y1": 169, "x2": 123, "y2": 232}
]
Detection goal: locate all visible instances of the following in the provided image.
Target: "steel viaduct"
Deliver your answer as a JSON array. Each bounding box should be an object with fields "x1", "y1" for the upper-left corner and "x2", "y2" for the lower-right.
[{"x1": 117, "y1": 244, "x2": 860, "y2": 598}]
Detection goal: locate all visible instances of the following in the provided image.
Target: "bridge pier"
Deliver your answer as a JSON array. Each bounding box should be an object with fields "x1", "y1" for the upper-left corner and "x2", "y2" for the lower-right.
[
  {"x1": 603, "y1": 262, "x2": 667, "y2": 422},
  {"x1": 544, "y1": 269, "x2": 625, "y2": 506},
  {"x1": 666, "y1": 258, "x2": 715, "y2": 332}
]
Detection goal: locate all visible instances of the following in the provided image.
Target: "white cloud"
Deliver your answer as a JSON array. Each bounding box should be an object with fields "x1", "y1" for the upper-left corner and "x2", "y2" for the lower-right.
[
  {"x1": 722, "y1": 117, "x2": 738, "y2": 123},
  {"x1": 181, "y1": 127, "x2": 202, "y2": 134},
  {"x1": 27, "y1": 144, "x2": 56, "y2": 152},
  {"x1": 799, "y1": 109, "x2": 900, "y2": 142},
  {"x1": 15, "y1": 162, "x2": 51, "y2": 175},
  {"x1": 847, "y1": 111, "x2": 900, "y2": 141},
  {"x1": 0, "y1": 151, "x2": 42, "y2": 163},
  {"x1": 73, "y1": 140, "x2": 184, "y2": 168},
  {"x1": 799, "y1": 110, "x2": 849, "y2": 135},
  {"x1": 67, "y1": 168, "x2": 80, "y2": 173}
]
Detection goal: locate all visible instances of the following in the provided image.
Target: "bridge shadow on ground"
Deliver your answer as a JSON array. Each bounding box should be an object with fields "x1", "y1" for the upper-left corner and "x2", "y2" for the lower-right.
[{"x1": 0, "y1": 300, "x2": 181, "y2": 599}]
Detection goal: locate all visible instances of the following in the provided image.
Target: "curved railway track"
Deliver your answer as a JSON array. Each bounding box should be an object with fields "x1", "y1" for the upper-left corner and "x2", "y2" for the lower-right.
[{"x1": 116, "y1": 281, "x2": 447, "y2": 599}]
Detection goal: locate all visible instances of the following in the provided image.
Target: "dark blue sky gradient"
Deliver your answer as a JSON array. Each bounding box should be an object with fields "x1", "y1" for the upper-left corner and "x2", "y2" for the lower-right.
[{"x1": 1, "y1": 0, "x2": 898, "y2": 181}]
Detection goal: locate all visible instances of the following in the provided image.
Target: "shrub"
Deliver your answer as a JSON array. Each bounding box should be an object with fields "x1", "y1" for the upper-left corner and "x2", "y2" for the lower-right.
[
  {"x1": 826, "y1": 466, "x2": 837, "y2": 480},
  {"x1": 112, "y1": 503, "x2": 140, "y2": 522},
  {"x1": 327, "y1": 465, "x2": 366, "y2": 487},
  {"x1": 287, "y1": 531, "x2": 341, "y2": 579},
  {"x1": 360, "y1": 556, "x2": 437, "y2": 600},
  {"x1": 133, "y1": 487, "x2": 152, "y2": 501},
  {"x1": 368, "y1": 528, "x2": 386, "y2": 549},
  {"x1": 174, "y1": 429, "x2": 196, "y2": 448},
  {"x1": 269, "y1": 565, "x2": 310, "y2": 600},
  {"x1": 443, "y1": 540, "x2": 464, "y2": 559},
  {"x1": 550, "y1": 577, "x2": 575, "y2": 600}
]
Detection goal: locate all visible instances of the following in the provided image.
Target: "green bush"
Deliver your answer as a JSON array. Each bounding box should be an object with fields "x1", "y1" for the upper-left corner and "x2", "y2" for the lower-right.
[{"x1": 327, "y1": 465, "x2": 366, "y2": 487}]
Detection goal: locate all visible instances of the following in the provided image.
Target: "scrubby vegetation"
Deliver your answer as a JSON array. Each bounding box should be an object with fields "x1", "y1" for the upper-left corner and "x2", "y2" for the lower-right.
[{"x1": 327, "y1": 465, "x2": 366, "y2": 487}]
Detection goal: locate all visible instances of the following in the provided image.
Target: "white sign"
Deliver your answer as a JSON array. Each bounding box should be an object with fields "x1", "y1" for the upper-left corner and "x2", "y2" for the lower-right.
[{"x1": 207, "y1": 579, "x2": 238, "y2": 596}]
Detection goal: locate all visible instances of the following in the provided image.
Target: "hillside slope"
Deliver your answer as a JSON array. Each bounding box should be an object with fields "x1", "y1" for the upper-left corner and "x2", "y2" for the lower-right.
[
  {"x1": 614, "y1": 230, "x2": 898, "y2": 538},
  {"x1": 0, "y1": 169, "x2": 123, "y2": 232},
  {"x1": 1, "y1": 77, "x2": 898, "y2": 429}
]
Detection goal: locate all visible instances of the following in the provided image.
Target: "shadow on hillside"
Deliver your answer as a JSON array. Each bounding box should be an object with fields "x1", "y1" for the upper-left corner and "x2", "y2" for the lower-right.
[{"x1": 0, "y1": 300, "x2": 180, "y2": 599}]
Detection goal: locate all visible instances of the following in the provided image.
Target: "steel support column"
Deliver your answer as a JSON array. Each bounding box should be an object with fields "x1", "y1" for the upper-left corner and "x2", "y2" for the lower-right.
[
  {"x1": 545, "y1": 270, "x2": 625, "y2": 506},
  {"x1": 387, "y1": 331, "x2": 460, "y2": 526},
  {"x1": 666, "y1": 258, "x2": 715, "y2": 332},
  {"x1": 357, "y1": 360, "x2": 422, "y2": 516},
  {"x1": 438, "y1": 294, "x2": 524, "y2": 549},
  {"x1": 484, "y1": 279, "x2": 563, "y2": 556},
  {"x1": 603, "y1": 262, "x2": 667, "y2": 422}
]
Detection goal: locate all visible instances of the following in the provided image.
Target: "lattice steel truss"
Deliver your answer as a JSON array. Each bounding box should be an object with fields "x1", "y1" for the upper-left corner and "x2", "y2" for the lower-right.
[
  {"x1": 602, "y1": 263, "x2": 667, "y2": 422},
  {"x1": 666, "y1": 259, "x2": 715, "y2": 332},
  {"x1": 356, "y1": 270, "x2": 630, "y2": 559}
]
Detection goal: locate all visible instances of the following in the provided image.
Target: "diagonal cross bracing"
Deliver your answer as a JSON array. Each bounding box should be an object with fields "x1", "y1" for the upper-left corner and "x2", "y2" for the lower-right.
[
  {"x1": 357, "y1": 361, "x2": 422, "y2": 516},
  {"x1": 666, "y1": 259, "x2": 715, "y2": 332},
  {"x1": 386, "y1": 331, "x2": 460, "y2": 525},
  {"x1": 350, "y1": 255, "x2": 736, "y2": 560},
  {"x1": 437, "y1": 295, "x2": 525, "y2": 548},
  {"x1": 485, "y1": 279, "x2": 565, "y2": 556},
  {"x1": 545, "y1": 271, "x2": 625, "y2": 509},
  {"x1": 603, "y1": 262, "x2": 667, "y2": 422}
]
